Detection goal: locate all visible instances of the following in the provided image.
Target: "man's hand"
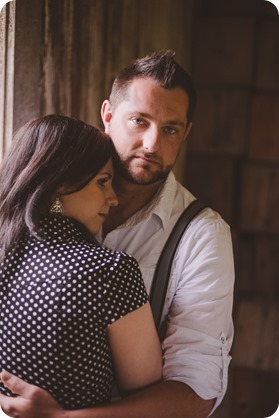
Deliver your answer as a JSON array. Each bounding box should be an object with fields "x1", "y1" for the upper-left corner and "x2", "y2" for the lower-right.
[
  {"x1": 0, "y1": 371, "x2": 66, "y2": 418},
  {"x1": 0, "y1": 372, "x2": 215, "y2": 418}
]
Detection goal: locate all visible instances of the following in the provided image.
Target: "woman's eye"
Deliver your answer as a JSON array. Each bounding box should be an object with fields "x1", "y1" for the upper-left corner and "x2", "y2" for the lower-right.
[{"x1": 97, "y1": 178, "x2": 108, "y2": 187}]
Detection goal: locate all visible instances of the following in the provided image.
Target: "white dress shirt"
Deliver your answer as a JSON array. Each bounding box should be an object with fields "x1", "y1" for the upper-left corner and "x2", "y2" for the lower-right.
[{"x1": 97, "y1": 171, "x2": 235, "y2": 414}]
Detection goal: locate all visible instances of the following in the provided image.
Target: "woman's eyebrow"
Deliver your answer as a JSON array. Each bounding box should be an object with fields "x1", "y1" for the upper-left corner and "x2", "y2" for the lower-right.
[{"x1": 98, "y1": 172, "x2": 112, "y2": 177}]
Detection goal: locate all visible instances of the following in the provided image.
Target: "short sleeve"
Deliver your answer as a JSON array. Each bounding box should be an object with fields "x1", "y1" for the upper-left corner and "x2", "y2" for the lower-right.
[{"x1": 101, "y1": 252, "x2": 149, "y2": 326}]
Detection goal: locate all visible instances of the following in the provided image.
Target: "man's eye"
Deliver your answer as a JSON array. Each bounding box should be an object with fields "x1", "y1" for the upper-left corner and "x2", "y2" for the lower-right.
[
  {"x1": 132, "y1": 118, "x2": 145, "y2": 126},
  {"x1": 164, "y1": 126, "x2": 178, "y2": 135}
]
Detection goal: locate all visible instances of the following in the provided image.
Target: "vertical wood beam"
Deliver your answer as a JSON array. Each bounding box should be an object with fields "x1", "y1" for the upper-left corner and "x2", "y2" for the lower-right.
[
  {"x1": 13, "y1": 0, "x2": 44, "y2": 132},
  {"x1": 0, "y1": 0, "x2": 15, "y2": 159}
]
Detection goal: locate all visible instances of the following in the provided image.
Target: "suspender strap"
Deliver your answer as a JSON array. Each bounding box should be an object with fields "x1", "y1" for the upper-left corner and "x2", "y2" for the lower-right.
[{"x1": 150, "y1": 199, "x2": 206, "y2": 339}]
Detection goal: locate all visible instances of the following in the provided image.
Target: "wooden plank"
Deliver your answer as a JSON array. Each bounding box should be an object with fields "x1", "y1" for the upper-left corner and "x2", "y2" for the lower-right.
[
  {"x1": 232, "y1": 233, "x2": 255, "y2": 296},
  {"x1": 256, "y1": 22, "x2": 279, "y2": 90},
  {"x1": 71, "y1": 0, "x2": 107, "y2": 125},
  {"x1": 249, "y1": 94, "x2": 279, "y2": 163},
  {"x1": 234, "y1": 234, "x2": 279, "y2": 300},
  {"x1": 13, "y1": 0, "x2": 44, "y2": 132},
  {"x1": 184, "y1": 154, "x2": 235, "y2": 223},
  {"x1": 231, "y1": 366, "x2": 279, "y2": 418},
  {"x1": 0, "y1": 0, "x2": 15, "y2": 159},
  {"x1": 42, "y1": 0, "x2": 74, "y2": 116},
  {"x1": 232, "y1": 299, "x2": 263, "y2": 369},
  {"x1": 103, "y1": 0, "x2": 141, "y2": 95},
  {"x1": 233, "y1": 299, "x2": 279, "y2": 372},
  {"x1": 189, "y1": 88, "x2": 249, "y2": 156},
  {"x1": 260, "y1": 304, "x2": 279, "y2": 372},
  {"x1": 254, "y1": 236, "x2": 279, "y2": 300},
  {"x1": 198, "y1": 0, "x2": 278, "y2": 18},
  {"x1": 0, "y1": 2, "x2": 8, "y2": 159},
  {"x1": 138, "y1": 0, "x2": 193, "y2": 68},
  {"x1": 239, "y1": 163, "x2": 279, "y2": 233},
  {"x1": 192, "y1": 17, "x2": 255, "y2": 85}
]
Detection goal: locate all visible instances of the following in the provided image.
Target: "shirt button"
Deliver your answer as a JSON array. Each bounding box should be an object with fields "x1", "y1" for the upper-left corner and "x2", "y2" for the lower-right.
[{"x1": 221, "y1": 336, "x2": 226, "y2": 344}]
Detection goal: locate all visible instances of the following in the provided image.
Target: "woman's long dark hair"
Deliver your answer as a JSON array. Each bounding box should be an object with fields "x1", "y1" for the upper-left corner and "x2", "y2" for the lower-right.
[{"x1": 0, "y1": 114, "x2": 114, "y2": 262}]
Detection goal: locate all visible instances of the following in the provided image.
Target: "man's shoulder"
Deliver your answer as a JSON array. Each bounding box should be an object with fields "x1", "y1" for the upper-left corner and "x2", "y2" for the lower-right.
[
  {"x1": 154, "y1": 173, "x2": 196, "y2": 225},
  {"x1": 171, "y1": 176, "x2": 230, "y2": 230},
  {"x1": 180, "y1": 206, "x2": 232, "y2": 252}
]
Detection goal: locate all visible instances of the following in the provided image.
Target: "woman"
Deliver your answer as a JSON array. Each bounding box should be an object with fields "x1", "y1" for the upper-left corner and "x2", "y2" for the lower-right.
[{"x1": 0, "y1": 115, "x2": 162, "y2": 410}]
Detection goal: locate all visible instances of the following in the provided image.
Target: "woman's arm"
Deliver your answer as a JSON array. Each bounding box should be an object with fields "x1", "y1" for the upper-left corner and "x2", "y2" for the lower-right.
[{"x1": 107, "y1": 301, "x2": 162, "y2": 395}]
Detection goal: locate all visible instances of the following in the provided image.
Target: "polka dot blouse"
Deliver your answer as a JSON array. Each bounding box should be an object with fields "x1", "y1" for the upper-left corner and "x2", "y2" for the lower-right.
[{"x1": 0, "y1": 216, "x2": 148, "y2": 409}]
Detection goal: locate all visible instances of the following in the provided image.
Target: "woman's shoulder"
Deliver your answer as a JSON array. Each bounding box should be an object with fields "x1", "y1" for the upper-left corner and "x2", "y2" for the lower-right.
[
  {"x1": 92, "y1": 245, "x2": 140, "y2": 271},
  {"x1": 35, "y1": 216, "x2": 141, "y2": 275}
]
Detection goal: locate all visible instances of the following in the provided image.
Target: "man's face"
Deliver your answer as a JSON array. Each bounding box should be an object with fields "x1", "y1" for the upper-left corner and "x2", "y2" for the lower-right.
[{"x1": 101, "y1": 77, "x2": 192, "y2": 185}]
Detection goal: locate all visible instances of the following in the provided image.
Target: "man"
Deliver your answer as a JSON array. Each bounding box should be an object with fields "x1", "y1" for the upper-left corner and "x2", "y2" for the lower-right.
[{"x1": 0, "y1": 50, "x2": 234, "y2": 418}]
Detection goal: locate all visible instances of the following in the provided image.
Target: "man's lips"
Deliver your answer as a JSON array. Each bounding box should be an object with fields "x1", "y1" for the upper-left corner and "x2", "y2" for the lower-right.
[{"x1": 135, "y1": 155, "x2": 160, "y2": 165}]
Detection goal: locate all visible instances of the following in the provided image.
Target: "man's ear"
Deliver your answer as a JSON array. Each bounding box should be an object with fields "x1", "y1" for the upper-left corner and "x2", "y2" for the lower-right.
[
  {"x1": 101, "y1": 100, "x2": 112, "y2": 133},
  {"x1": 183, "y1": 121, "x2": 193, "y2": 142}
]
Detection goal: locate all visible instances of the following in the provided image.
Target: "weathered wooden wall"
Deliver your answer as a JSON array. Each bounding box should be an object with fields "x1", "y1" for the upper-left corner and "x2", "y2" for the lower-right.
[{"x1": 187, "y1": 1, "x2": 279, "y2": 417}]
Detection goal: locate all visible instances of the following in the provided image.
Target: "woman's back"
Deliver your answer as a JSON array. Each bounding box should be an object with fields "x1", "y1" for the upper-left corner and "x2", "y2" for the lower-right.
[{"x1": 0, "y1": 216, "x2": 148, "y2": 409}]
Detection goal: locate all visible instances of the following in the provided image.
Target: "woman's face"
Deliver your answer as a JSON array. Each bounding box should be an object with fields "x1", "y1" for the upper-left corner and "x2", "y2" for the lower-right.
[{"x1": 59, "y1": 159, "x2": 118, "y2": 234}]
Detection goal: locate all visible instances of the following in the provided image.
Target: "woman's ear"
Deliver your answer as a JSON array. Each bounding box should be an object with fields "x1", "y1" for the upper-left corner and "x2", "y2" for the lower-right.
[{"x1": 56, "y1": 184, "x2": 66, "y2": 195}]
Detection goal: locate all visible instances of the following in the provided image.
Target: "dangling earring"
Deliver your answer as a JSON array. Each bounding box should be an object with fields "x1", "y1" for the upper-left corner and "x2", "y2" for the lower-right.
[{"x1": 49, "y1": 196, "x2": 64, "y2": 215}]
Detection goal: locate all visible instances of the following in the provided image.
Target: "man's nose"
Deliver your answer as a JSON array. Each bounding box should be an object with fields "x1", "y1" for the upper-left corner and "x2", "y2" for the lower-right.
[{"x1": 142, "y1": 127, "x2": 160, "y2": 153}]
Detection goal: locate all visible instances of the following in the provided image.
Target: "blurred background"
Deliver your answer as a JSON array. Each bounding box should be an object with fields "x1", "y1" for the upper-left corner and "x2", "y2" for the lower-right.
[{"x1": 1, "y1": 1, "x2": 279, "y2": 416}]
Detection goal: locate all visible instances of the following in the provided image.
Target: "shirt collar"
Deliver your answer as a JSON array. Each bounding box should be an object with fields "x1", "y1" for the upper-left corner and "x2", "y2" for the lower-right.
[
  {"x1": 151, "y1": 171, "x2": 177, "y2": 230},
  {"x1": 37, "y1": 216, "x2": 95, "y2": 244},
  {"x1": 116, "y1": 171, "x2": 177, "y2": 231}
]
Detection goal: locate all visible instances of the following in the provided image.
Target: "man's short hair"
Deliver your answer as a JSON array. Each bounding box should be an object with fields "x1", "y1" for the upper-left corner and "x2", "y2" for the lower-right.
[{"x1": 109, "y1": 50, "x2": 197, "y2": 122}]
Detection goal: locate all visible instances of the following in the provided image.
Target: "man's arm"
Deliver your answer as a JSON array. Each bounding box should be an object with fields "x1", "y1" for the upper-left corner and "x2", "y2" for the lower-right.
[
  {"x1": 0, "y1": 372, "x2": 214, "y2": 418},
  {"x1": 79, "y1": 381, "x2": 215, "y2": 418}
]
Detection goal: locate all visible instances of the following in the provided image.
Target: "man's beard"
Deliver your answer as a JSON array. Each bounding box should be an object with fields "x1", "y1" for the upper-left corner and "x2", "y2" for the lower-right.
[{"x1": 112, "y1": 152, "x2": 170, "y2": 185}]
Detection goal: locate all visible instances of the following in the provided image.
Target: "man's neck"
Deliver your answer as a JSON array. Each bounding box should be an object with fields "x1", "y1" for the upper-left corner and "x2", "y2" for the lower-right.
[{"x1": 103, "y1": 175, "x2": 164, "y2": 235}]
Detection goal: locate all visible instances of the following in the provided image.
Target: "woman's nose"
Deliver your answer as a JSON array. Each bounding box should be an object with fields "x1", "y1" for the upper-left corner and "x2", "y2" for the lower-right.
[{"x1": 107, "y1": 187, "x2": 118, "y2": 207}]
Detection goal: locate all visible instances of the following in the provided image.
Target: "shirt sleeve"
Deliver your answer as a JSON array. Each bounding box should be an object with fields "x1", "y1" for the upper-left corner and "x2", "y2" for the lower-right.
[
  {"x1": 161, "y1": 210, "x2": 235, "y2": 415},
  {"x1": 101, "y1": 252, "x2": 149, "y2": 327}
]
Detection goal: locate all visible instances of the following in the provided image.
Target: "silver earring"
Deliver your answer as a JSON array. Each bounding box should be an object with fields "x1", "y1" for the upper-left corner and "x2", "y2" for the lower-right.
[{"x1": 49, "y1": 196, "x2": 64, "y2": 215}]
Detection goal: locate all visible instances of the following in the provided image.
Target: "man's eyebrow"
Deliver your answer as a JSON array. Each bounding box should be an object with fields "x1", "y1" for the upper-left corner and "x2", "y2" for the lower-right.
[
  {"x1": 164, "y1": 120, "x2": 186, "y2": 128},
  {"x1": 127, "y1": 111, "x2": 186, "y2": 127},
  {"x1": 125, "y1": 110, "x2": 149, "y2": 117}
]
